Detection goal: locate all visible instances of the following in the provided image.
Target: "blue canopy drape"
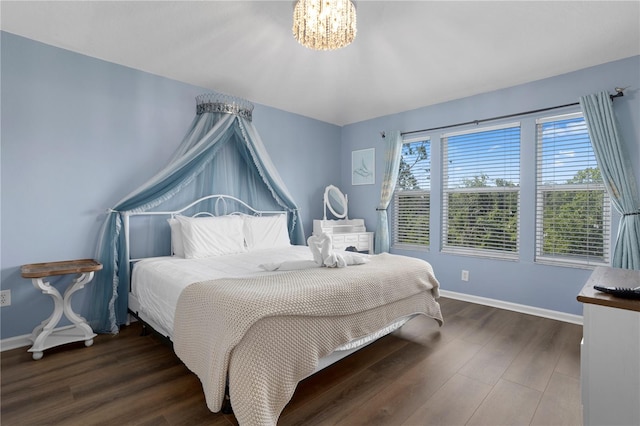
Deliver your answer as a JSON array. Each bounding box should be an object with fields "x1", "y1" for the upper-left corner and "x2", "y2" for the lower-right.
[
  {"x1": 89, "y1": 93, "x2": 305, "y2": 333},
  {"x1": 580, "y1": 91, "x2": 640, "y2": 270}
]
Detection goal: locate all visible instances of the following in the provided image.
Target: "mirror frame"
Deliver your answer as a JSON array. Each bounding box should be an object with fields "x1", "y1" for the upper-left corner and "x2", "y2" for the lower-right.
[{"x1": 323, "y1": 185, "x2": 348, "y2": 220}]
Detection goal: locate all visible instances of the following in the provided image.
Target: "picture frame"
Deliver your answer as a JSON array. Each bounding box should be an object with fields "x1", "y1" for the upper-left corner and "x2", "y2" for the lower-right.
[{"x1": 352, "y1": 148, "x2": 375, "y2": 185}]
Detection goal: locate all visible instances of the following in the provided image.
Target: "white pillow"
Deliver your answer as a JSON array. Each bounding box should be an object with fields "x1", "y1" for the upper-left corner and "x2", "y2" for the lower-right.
[
  {"x1": 176, "y1": 215, "x2": 247, "y2": 259},
  {"x1": 243, "y1": 214, "x2": 291, "y2": 251},
  {"x1": 167, "y1": 217, "x2": 185, "y2": 257}
]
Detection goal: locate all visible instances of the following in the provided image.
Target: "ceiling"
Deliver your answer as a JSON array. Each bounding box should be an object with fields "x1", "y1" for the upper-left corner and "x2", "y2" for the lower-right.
[{"x1": 1, "y1": 1, "x2": 639, "y2": 126}]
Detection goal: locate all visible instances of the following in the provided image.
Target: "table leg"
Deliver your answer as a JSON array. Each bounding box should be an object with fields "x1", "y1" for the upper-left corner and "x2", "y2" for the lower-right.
[
  {"x1": 62, "y1": 272, "x2": 96, "y2": 346},
  {"x1": 29, "y1": 277, "x2": 65, "y2": 360},
  {"x1": 28, "y1": 272, "x2": 97, "y2": 360}
]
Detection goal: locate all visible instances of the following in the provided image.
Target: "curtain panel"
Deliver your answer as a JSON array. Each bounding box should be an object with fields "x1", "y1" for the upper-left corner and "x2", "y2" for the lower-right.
[
  {"x1": 580, "y1": 91, "x2": 640, "y2": 270},
  {"x1": 90, "y1": 100, "x2": 305, "y2": 333},
  {"x1": 375, "y1": 131, "x2": 402, "y2": 253}
]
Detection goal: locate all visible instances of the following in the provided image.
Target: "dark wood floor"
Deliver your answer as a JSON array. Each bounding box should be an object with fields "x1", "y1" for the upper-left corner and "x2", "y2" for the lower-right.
[{"x1": 1, "y1": 297, "x2": 583, "y2": 425}]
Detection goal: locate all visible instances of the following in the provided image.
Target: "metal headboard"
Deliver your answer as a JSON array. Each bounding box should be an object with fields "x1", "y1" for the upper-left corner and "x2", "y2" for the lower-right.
[{"x1": 123, "y1": 194, "x2": 286, "y2": 272}]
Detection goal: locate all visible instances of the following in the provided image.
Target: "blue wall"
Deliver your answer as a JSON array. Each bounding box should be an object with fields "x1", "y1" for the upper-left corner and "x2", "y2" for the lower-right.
[
  {"x1": 0, "y1": 32, "x2": 340, "y2": 339},
  {"x1": 341, "y1": 55, "x2": 640, "y2": 316}
]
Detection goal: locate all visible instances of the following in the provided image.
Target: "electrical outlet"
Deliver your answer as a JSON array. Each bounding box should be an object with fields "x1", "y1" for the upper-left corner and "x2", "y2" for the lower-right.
[
  {"x1": 461, "y1": 270, "x2": 469, "y2": 282},
  {"x1": 0, "y1": 290, "x2": 11, "y2": 307}
]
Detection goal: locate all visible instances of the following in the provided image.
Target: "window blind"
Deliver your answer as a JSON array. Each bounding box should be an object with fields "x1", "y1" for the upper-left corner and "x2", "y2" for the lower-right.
[
  {"x1": 393, "y1": 138, "x2": 430, "y2": 248},
  {"x1": 442, "y1": 123, "x2": 520, "y2": 258},
  {"x1": 535, "y1": 113, "x2": 610, "y2": 266}
]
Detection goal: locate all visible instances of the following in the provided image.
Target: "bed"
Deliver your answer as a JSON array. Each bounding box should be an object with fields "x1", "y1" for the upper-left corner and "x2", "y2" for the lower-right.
[{"x1": 125, "y1": 195, "x2": 443, "y2": 425}]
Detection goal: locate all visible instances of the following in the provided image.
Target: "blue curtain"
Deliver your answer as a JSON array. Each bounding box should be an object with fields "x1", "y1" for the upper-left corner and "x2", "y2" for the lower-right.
[
  {"x1": 580, "y1": 91, "x2": 640, "y2": 270},
  {"x1": 375, "y1": 131, "x2": 402, "y2": 253},
  {"x1": 90, "y1": 97, "x2": 305, "y2": 333}
]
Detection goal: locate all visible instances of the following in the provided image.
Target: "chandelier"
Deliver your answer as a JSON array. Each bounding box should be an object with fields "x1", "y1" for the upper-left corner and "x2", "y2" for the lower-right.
[{"x1": 292, "y1": 0, "x2": 357, "y2": 51}]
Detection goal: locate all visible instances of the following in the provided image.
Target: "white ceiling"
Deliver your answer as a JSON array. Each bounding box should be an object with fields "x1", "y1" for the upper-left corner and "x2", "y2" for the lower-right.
[{"x1": 1, "y1": 1, "x2": 639, "y2": 126}]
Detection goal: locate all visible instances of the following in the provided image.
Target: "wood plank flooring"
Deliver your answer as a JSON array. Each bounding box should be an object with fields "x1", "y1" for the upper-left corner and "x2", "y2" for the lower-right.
[{"x1": 1, "y1": 298, "x2": 583, "y2": 425}]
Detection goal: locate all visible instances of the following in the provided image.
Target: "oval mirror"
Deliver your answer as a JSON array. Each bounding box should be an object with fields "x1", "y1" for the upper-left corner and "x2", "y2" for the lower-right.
[{"x1": 324, "y1": 185, "x2": 348, "y2": 219}]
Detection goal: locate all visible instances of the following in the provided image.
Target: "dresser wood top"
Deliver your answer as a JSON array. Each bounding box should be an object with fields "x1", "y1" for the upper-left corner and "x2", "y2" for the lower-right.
[{"x1": 577, "y1": 266, "x2": 640, "y2": 313}]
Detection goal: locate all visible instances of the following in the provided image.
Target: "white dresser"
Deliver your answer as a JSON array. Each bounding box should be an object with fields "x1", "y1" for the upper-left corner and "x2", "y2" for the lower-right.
[
  {"x1": 577, "y1": 266, "x2": 640, "y2": 426},
  {"x1": 313, "y1": 185, "x2": 374, "y2": 254},
  {"x1": 313, "y1": 219, "x2": 374, "y2": 254}
]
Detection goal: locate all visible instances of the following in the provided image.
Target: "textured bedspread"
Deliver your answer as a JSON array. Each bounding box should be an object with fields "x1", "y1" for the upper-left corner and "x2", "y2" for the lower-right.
[{"x1": 173, "y1": 252, "x2": 442, "y2": 425}]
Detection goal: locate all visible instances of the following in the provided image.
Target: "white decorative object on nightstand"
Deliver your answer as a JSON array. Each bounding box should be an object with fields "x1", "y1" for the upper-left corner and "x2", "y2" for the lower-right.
[{"x1": 313, "y1": 185, "x2": 374, "y2": 253}]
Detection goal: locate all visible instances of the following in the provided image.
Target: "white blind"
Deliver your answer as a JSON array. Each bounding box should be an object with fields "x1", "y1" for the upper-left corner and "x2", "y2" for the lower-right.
[
  {"x1": 442, "y1": 123, "x2": 520, "y2": 258},
  {"x1": 535, "y1": 113, "x2": 610, "y2": 266},
  {"x1": 393, "y1": 138, "x2": 430, "y2": 248}
]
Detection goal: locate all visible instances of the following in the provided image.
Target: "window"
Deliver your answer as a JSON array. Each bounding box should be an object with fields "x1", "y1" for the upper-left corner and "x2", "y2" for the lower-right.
[
  {"x1": 442, "y1": 123, "x2": 520, "y2": 258},
  {"x1": 393, "y1": 137, "x2": 430, "y2": 248},
  {"x1": 535, "y1": 113, "x2": 610, "y2": 266}
]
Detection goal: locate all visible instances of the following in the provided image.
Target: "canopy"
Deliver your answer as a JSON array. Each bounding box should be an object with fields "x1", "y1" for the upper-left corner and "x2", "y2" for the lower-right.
[{"x1": 89, "y1": 93, "x2": 305, "y2": 333}]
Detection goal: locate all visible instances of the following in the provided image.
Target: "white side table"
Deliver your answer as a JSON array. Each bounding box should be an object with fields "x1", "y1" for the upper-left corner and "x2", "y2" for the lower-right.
[{"x1": 21, "y1": 259, "x2": 102, "y2": 360}]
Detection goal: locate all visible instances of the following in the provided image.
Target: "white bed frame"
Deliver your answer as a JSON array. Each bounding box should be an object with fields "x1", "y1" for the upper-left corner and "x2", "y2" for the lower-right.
[
  {"x1": 123, "y1": 194, "x2": 285, "y2": 266},
  {"x1": 124, "y1": 194, "x2": 409, "y2": 397},
  {"x1": 125, "y1": 194, "x2": 285, "y2": 335}
]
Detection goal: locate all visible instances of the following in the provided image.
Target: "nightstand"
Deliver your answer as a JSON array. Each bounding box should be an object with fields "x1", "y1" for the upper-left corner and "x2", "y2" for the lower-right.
[{"x1": 21, "y1": 259, "x2": 102, "y2": 360}]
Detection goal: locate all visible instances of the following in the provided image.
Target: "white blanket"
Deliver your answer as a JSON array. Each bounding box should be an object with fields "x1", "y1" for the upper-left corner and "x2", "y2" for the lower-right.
[{"x1": 173, "y1": 252, "x2": 442, "y2": 425}]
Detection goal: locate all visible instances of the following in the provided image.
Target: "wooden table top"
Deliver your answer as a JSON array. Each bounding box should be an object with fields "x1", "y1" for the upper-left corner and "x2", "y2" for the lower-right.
[
  {"x1": 21, "y1": 259, "x2": 103, "y2": 279},
  {"x1": 577, "y1": 266, "x2": 640, "y2": 313}
]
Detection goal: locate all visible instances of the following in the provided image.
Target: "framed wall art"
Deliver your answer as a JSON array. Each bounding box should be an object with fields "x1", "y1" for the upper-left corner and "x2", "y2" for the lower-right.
[{"x1": 352, "y1": 148, "x2": 375, "y2": 185}]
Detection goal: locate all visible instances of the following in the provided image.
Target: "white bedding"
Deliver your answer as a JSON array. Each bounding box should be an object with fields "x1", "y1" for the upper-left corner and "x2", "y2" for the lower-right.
[
  {"x1": 173, "y1": 252, "x2": 442, "y2": 424},
  {"x1": 131, "y1": 245, "x2": 316, "y2": 336}
]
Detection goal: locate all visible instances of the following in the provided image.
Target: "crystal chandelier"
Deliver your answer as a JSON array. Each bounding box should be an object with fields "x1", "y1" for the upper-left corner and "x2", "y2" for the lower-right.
[{"x1": 292, "y1": 0, "x2": 357, "y2": 51}]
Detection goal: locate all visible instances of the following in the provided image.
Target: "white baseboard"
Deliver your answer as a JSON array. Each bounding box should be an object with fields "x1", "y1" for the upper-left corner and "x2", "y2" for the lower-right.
[
  {"x1": 1, "y1": 334, "x2": 33, "y2": 352},
  {"x1": 1, "y1": 325, "x2": 83, "y2": 352},
  {"x1": 439, "y1": 290, "x2": 583, "y2": 325}
]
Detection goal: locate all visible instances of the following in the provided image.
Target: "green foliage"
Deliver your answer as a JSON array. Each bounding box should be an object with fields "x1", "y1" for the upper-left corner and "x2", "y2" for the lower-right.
[
  {"x1": 541, "y1": 167, "x2": 606, "y2": 259},
  {"x1": 398, "y1": 141, "x2": 429, "y2": 190},
  {"x1": 395, "y1": 192, "x2": 429, "y2": 246},
  {"x1": 445, "y1": 173, "x2": 518, "y2": 251},
  {"x1": 567, "y1": 167, "x2": 602, "y2": 184},
  {"x1": 394, "y1": 143, "x2": 605, "y2": 257},
  {"x1": 460, "y1": 173, "x2": 490, "y2": 188},
  {"x1": 398, "y1": 158, "x2": 419, "y2": 190},
  {"x1": 395, "y1": 141, "x2": 431, "y2": 247},
  {"x1": 541, "y1": 189, "x2": 605, "y2": 258},
  {"x1": 446, "y1": 190, "x2": 519, "y2": 252}
]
